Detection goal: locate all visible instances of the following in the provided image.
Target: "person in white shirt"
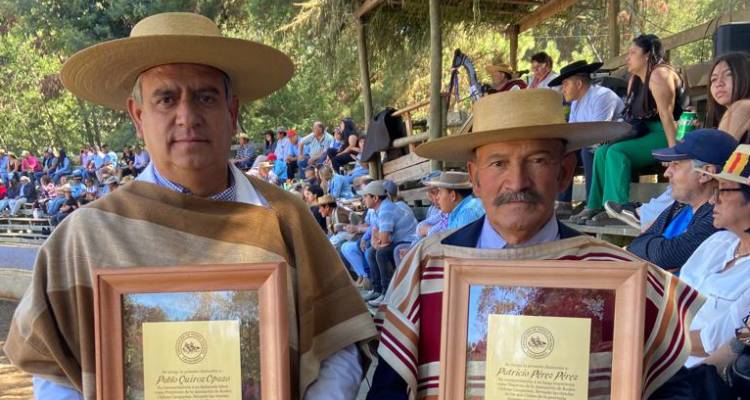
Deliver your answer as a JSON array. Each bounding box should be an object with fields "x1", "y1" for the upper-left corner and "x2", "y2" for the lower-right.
[
  {"x1": 526, "y1": 51, "x2": 559, "y2": 90},
  {"x1": 681, "y1": 144, "x2": 750, "y2": 367},
  {"x1": 548, "y1": 60, "x2": 624, "y2": 218}
]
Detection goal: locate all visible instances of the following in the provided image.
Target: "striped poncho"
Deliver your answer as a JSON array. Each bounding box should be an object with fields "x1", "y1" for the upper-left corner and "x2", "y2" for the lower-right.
[{"x1": 374, "y1": 218, "x2": 703, "y2": 399}]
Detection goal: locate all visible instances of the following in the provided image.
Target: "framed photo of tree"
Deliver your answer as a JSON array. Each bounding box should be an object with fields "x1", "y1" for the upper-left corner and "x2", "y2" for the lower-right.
[
  {"x1": 93, "y1": 263, "x2": 290, "y2": 400},
  {"x1": 439, "y1": 259, "x2": 647, "y2": 400}
]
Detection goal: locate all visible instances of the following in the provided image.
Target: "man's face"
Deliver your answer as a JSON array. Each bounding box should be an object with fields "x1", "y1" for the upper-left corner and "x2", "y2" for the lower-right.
[
  {"x1": 664, "y1": 160, "x2": 706, "y2": 204},
  {"x1": 127, "y1": 64, "x2": 238, "y2": 175},
  {"x1": 531, "y1": 61, "x2": 550, "y2": 79},
  {"x1": 468, "y1": 139, "x2": 576, "y2": 239},
  {"x1": 561, "y1": 78, "x2": 584, "y2": 103},
  {"x1": 303, "y1": 189, "x2": 315, "y2": 204},
  {"x1": 435, "y1": 188, "x2": 461, "y2": 213},
  {"x1": 363, "y1": 194, "x2": 376, "y2": 209},
  {"x1": 319, "y1": 204, "x2": 332, "y2": 217},
  {"x1": 712, "y1": 181, "x2": 750, "y2": 230},
  {"x1": 313, "y1": 123, "x2": 323, "y2": 137},
  {"x1": 490, "y1": 71, "x2": 508, "y2": 86}
]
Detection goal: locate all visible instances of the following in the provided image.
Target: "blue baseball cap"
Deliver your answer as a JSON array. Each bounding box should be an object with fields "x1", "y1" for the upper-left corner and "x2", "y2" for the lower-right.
[{"x1": 651, "y1": 128, "x2": 738, "y2": 166}]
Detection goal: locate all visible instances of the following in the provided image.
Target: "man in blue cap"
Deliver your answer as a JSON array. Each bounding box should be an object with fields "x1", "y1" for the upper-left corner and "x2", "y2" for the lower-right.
[{"x1": 626, "y1": 129, "x2": 738, "y2": 272}]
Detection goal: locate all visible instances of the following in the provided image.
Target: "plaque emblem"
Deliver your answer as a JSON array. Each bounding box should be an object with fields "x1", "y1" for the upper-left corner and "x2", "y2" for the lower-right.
[
  {"x1": 175, "y1": 331, "x2": 208, "y2": 364},
  {"x1": 521, "y1": 326, "x2": 555, "y2": 359}
]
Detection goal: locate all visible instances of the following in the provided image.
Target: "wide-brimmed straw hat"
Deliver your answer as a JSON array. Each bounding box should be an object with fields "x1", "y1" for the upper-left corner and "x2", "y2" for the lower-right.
[
  {"x1": 60, "y1": 12, "x2": 294, "y2": 110},
  {"x1": 485, "y1": 63, "x2": 514, "y2": 76},
  {"x1": 415, "y1": 89, "x2": 630, "y2": 162},
  {"x1": 696, "y1": 144, "x2": 750, "y2": 186},
  {"x1": 548, "y1": 60, "x2": 603, "y2": 87},
  {"x1": 424, "y1": 171, "x2": 472, "y2": 189}
]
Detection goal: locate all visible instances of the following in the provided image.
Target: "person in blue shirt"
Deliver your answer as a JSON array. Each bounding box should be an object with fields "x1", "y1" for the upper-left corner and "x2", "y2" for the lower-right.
[
  {"x1": 360, "y1": 181, "x2": 417, "y2": 307},
  {"x1": 320, "y1": 165, "x2": 354, "y2": 200},
  {"x1": 69, "y1": 173, "x2": 87, "y2": 200},
  {"x1": 627, "y1": 129, "x2": 737, "y2": 271},
  {"x1": 50, "y1": 149, "x2": 71, "y2": 184},
  {"x1": 426, "y1": 171, "x2": 485, "y2": 230},
  {"x1": 0, "y1": 149, "x2": 9, "y2": 185}
]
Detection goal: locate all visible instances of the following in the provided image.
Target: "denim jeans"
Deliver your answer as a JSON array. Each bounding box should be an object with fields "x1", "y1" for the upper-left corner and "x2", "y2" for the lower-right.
[{"x1": 365, "y1": 242, "x2": 397, "y2": 295}]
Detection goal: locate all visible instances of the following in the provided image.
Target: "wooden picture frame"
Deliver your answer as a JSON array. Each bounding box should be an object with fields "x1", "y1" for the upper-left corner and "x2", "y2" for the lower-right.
[
  {"x1": 93, "y1": 263, "x2": 290, "y2": 400},
  {"x1": 439, "y1": 259, "x2": 647, "y2": 400}
]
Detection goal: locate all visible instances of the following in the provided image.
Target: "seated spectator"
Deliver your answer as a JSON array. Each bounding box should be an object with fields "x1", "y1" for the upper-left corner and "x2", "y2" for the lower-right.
[
  {"x1": 297, "y1": 121, "x2": 333, "y2": 170},
  {"x1": 361, "y1": 181, "x2": 418, "y2": 307},
  {"x1": 328, "y1": 118, "x2": 361, "y2": 172},
  {"x1": 118, "y1": 146, "x2": 135, "y2": 177},
  {"x1": 341, "y1": 209, "x2": 373, "y2": 289},
  {"x1": 285, "y1": 130, "x2": 300, "y2": 179},
  {"x1": 6, "y1": 152, "x2": 21, "y2": 182},
  {"x1": 416, "y1": 185, "x2": 449, "y2": 239},
  {"x1": 231, "y1": 133, "x2": 256, "y2": 170},
  {"x1": 51, "y1": 148, "x2": 71, "y2": 183},
  {"x1": 21, "y1": 150, "x2": 41, "y2": 181},
  {"x1": 549, "y1": 60, "x2": 624, "y2": 218},
  {"x1": 318, "y1": 194, "x2": 356, "y2": 252},
  {"x1": 103, "y1": 144, "x2": 118, "y2": 167},
  {"x1": 303, "y1": 166, "x2": 319, "y2": 186},
  {"x1": 303, "y1": 184, "x2": 327, "y2": 232},
  {"x1": 257, "y1": 160, "x2": 279, "y2": 185},
  {"x1": 273, "y1": 127, "x2": 291, "y2": 180},
  {"x1": 262, "y1": 129, "x2": 276, "y2": 155},
  {"x1": 0, "y1": 176, "x2": 36, "y2": 217},
  {"x1": 49, "y1": 185, "x2": 79, "y2": 227},
  {"x1": 526, "y1": 51, "x2": 559, "y2": 90},
  {"x1": 34, "y1": 175, "x2": 57, "y2": 214},
  {"x1": 84, "y1": 177, "x2": 98, "y2": 197},
  {"x1": 425, "y1": 171, "x2": 485, "y2": 230},
  {"x1": 678, "y1": 144, "x2": 750, "y2": 367},
  {"x1": 485, "y1": 62, "x2": 527, "y2": 92},
  {"x1": 319, "y1": 165, "x2": 354, "y2": 200},
  {"x1": 576, "y1": 34, "x2": 686, "y2": 224},
  {"x1": 0, "y1": 149, "x2": 8, "y2": 185},
  {"x1": 99, "y1": 175, "x2": 119, "y2": 197},
  {"x1": 69, "y1": 172, "x2": 87, "y2": 200},
  {"x1": 133, "y1": 144, "x2": 150, "y2": 176},
  {"x1": 346, "y1": 154, "x2": 370, "y2": 185},
  {"x1": 627, "y1": 129, "x2": 737, "y2": 271}
]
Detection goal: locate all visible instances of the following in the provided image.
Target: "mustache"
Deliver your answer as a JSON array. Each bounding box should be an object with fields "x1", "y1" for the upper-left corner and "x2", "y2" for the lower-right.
[{"x1": 492, "y1": 190, "x2": 543, "y2": 207}]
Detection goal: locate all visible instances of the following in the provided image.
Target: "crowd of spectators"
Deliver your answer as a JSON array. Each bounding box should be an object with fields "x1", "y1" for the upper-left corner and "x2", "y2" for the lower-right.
[{"x1": 0, "y1": 144, "x2": 143, "y2": 228}]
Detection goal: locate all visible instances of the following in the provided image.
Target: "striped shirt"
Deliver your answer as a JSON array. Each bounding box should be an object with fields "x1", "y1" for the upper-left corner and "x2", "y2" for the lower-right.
[{"x1": 151, "y1": 165, "x2": 237, "y2": 202}]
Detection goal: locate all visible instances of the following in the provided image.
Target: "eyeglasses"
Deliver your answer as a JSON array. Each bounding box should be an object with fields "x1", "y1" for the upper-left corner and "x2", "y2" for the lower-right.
[{"x1": 712, "y1": 187, "x2": 744, "y2": 202}]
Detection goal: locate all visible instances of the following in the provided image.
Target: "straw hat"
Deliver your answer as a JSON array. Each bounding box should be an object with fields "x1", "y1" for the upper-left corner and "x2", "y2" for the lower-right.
[
  {"x1": 415, "y1": 89, "x2": 630, "y2": 162},
  {"x1": 237, "y1": 133, "x2": 250, "y2": 141},
  {"x1": 20, "y1": 150, "x2": 30, "y2": 157},
  {"x1": 485, "y1": 63, "x2": 514, "y2": 76},
  {"x1": 60, "y1": 12, "x2": 294, "y2": 110},
  {"x1": 317, "y1": 194, "x2": 337, "y2": 207},
  {"x1": 696, "y1": 144, "x2": 750, "y2": 186},
  {"x1": 424, "y1": 171, "x2": 472, "y2": 189}
]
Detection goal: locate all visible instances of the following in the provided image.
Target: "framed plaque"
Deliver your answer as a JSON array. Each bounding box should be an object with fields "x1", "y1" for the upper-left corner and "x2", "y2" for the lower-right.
[
  {"x1": 93, "y1": 263, "x2": 290, "y2": 400},
  {"x1": 439, "y1": 259, "x2": 647, "y2": 400}
]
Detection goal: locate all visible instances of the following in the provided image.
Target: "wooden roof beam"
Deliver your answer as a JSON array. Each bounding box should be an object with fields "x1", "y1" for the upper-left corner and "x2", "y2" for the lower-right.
[
  {"x1": 497, "y1": 0, "x2": 544, "y2": 5},
  {"x1": 354, "y1": 0, "x2": 386, "y2": 19},
  {"x1": 517, "y1": 0, "x2": 580, "y2": 32}
]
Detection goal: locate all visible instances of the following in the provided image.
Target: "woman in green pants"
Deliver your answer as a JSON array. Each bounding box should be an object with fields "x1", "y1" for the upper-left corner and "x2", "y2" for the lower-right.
[{"x1": 572, "y1": 34, "x2": 685, "y2": 224}]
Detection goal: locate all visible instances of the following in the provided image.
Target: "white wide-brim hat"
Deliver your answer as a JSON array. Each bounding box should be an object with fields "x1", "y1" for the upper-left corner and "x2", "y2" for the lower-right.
[
  {"x1": 416, "y1": 89, "x2": 631, "y2": 162},
  {"x1": 60, "y1": 12, "x2": 294, "y2": 111}
]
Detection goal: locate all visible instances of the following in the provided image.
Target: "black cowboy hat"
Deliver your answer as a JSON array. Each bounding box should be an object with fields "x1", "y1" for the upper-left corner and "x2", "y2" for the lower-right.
[{"x1": 548, "y1": 60, "x2": 604, "y2": 87}]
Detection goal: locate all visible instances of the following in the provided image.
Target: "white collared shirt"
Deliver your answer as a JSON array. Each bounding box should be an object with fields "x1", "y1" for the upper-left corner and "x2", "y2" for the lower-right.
[
  {"x1": 679, "y1": 231, "x2": 750, "y2": 367},
  {"x1": 477, "y1": 215, "x2": 560, "y2": 249}
]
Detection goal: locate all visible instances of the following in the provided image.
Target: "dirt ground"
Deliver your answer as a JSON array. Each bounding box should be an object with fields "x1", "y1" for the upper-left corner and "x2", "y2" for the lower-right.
[{"x1": 0, "y1": 300, "x2": 32, "y2": 399}]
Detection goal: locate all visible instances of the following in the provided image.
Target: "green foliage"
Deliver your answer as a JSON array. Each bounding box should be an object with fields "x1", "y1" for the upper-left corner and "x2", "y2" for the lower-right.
[{"x1": 0, "y1": 0, "x2": 740, "y2": 154}]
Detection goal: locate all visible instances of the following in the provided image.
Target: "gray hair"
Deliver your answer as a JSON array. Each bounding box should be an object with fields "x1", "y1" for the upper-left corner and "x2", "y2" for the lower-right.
[
  {"x1": 691, "y1": 159, "x2": 721, "y2": 171},
  {"x1": 130, "y1": 70, "x2": 233, "y2": 105}
]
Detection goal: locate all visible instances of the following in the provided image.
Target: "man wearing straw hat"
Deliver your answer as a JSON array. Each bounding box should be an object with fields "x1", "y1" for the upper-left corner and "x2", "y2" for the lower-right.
[
  {"x1": 4, "y1": 12, "x2": 376, "y2": 400},
  {"x1": 231, "y1": 132, "x2": 256, "y2": 170},
  {"x1": 367, "y1": 89, "x2": 703, "y2": 399},
  {"x1": 485, "y1": 61, "x2": 527, "y2": 93},
  {"x1": 423, "y1": 171, "x2": 485, "y2": 230}
]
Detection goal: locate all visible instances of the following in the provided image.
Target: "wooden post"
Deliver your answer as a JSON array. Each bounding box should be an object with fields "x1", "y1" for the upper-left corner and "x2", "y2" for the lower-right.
[
  {"x1": 429, "y1": 0, "x2": 442, "y2": 172},
  {"x1": 607, "y1": 0, "x2": 620, "y2": 59},
  {"x1": 508, "y1": 24, "x2": 520, "y2": 71},
  {"x1": 356, "y1": 17, "x2": 380, "y2": 178},
  {"x1": 356, "y1": 18, "x2": 374, "y2": 130}
]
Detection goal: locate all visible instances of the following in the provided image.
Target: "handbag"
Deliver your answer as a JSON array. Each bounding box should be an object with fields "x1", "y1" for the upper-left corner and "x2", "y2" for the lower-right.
[{"x1": 725, "y1": 315, "x2": 750, "y2": 399}]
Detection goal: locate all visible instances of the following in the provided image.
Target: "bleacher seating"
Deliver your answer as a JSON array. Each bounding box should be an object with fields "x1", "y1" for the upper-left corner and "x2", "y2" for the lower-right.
[{"x1": 0, "y1": 203, "x2": 51, "y2": 245}]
